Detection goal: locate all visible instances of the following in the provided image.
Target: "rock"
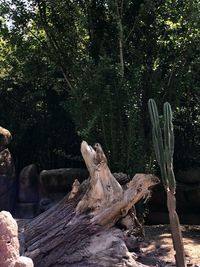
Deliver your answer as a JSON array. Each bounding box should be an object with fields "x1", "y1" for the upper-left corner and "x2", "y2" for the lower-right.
[
  {"x1": 0, "y1": 211, "x2": 19, "y2": 266},
  {"x1": 15, "y1": 203, "x2": 38, "y2": 219},
  {"x1": 0, "y1": 150, "x2": 16, "y2": 211},
  {"x1": 178, "y1": 213, "x2": 200, "y2": 224},
  {"x1": 113, "y1": 172, "x2": 130, "y2": 185},
  {"x1": 147, "y1": 182, "x2": 200, "y2": 224},
  {"x1": 176, "y1": 167, "x2": 200, "y2": 184},
  {"x1": 17, "y1": 164, "x2": 39, "y2": 218},
  {"x1": 39, "y1": 168, "x2": 88, "y2": 200},
  {"x1": 0, "y1": 148, "x2": 15, "y2": 176},
  {"x1": 186, "y1": 186, "x2": 200, "y2": 208},
  {"x1": 147, "y1": 211, "x2": 170, "y2": 225},
  {"x1": 0, "y1": 131, "x2": 16, "y2": 212},
  {"x1": 19, "y1": 164, "x2": 39, "y2": 203},
  {"x1": 0, "y1": 211, "x2": 33, "y2": 267},
  {"x1": 147, "y1": 184, "x2": 167, "y2": 211},
  {"x1": 0, "y1": 126, "x2": 12, "y2": 150},
  {"x1": 149, "y1": 211, "x2": 200, "y2": 225},
  {"x1": 0, "y1": 174, "x2": 17, "y2": 212},
  {"x1": 15, "y1": 256, "x2": 34, "y2": 267}
]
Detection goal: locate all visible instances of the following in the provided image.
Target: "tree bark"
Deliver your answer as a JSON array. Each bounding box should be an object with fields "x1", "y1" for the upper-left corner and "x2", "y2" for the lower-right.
[{"x1": 23, "y1": 141, "x2": 159, "y2": 267}]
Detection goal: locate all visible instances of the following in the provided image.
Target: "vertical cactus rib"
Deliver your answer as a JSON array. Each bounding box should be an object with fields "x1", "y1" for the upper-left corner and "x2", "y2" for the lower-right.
[
  {"x1": 163, "y1": 102, "x2": 176, "y2": 192},
  {"x1": 148, "y1": 99, "x2": 168, "y2": 189}
]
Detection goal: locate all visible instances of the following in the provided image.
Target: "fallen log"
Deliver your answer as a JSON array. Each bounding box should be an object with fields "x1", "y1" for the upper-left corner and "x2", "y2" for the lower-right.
[{"x1": 23, "y1": 141, "x2": 159, "y2": 267}]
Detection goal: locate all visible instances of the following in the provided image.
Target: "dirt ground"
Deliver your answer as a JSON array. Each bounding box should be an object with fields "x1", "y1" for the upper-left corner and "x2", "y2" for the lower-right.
[
  {"x1": 138, "y1": 225, "x2": 200, "y2": 266},
  {"x1": 17, "y1": 220, "x2": 200, "y2": 266}
]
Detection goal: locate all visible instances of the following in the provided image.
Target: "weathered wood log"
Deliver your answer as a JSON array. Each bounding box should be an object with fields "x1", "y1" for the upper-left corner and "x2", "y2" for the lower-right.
[{"x1": 23, "y1": 141, "x2": 159, "y2": 267}]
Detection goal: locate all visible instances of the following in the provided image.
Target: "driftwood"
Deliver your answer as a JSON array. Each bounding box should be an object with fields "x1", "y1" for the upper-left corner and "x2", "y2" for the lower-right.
[{"x1": 23, "y1": 141, "x2": 159, "y2": 267}]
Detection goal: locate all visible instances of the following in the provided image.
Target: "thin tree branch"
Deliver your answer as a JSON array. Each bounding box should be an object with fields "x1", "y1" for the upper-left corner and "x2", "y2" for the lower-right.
[{"x1": 115, "y1": 0, "x2": 124, "y2": 78}]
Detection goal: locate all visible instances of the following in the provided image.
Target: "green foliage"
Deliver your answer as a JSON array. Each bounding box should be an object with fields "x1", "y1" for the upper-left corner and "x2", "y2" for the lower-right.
[
  {"x1": 148, "y1": 99, "x2": 176, "y2": 192},
  {"x1": 0, "y1": 0, "x2": 199, "y2": 173}
]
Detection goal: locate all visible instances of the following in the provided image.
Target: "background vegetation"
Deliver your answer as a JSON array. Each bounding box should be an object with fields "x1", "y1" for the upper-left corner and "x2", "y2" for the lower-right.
[{"x1": 0, "y1": 0, "x2": 199, "y2": 175}]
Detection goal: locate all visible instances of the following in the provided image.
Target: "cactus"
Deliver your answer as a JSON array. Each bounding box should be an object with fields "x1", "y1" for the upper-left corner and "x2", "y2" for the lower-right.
[
  {"x1": 148, "y1": 99, "x2": 176, "y2": 192},
  {"x1": 148, "y1": 99, "x2": 186, "y2": 267},
  {"x1": 163, "y1": 102, "x2": 176, "y2": 193}
]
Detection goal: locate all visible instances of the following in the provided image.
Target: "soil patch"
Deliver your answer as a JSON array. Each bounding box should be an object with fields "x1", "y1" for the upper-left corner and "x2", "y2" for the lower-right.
[{"x1": 139, "y1": 225, "x2": 200, "y2": 266}]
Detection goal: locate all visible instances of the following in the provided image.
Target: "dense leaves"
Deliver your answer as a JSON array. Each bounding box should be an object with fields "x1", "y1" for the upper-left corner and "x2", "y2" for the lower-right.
[{"x1": 0, "y1": 0, "x2": 199, "y2": 174}]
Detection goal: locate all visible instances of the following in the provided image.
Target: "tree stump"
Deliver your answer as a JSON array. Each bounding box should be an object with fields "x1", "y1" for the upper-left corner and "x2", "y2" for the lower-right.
[{"x1": 23, "y1": 141, "x2": 159, "y2": 267}]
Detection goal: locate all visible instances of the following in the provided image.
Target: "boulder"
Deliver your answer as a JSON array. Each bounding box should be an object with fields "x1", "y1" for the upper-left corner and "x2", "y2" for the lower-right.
[
  {"x1": 0, "y1": 211, "x2": 33, "y2": 267},
  {"x1": 176, "y1": 167, "x2": 200, "y2": 184},
  {"x1": 0, "y1": 148, "x2": 16, "y2": 212},
  {"x1": 39, "y1": 168, "x2": 88, "y2": 200},
  {"x1": 185, "y1": 185, "x2": 200, "y2": 208},
  {"x1": 147, "y1": 182, "x2": 200, "y2": 224},
  {"x1": 15, "y1": 203, "x2": 38, "y2": 219},
  {"x1": 0, "y1": 211, "x2": 19, "y2": 266},
  {"x1": 15, "y1": 257, "x2": 34, "y2": 267},
  {"x1": 0, "y1": 126, "x2": 12, "y2": 150},
  {"x1": 19, "y1": 164, "x2": 39, "y2": 203},
  {"x1": 0, "y1": 148, "x2": 15, "y2": 176}
]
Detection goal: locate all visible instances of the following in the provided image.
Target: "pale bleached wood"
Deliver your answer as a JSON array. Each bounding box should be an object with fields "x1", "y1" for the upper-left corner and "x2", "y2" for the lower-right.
[{"x1": 23, "y1": 141, "x2": 158, "y2": 267}]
